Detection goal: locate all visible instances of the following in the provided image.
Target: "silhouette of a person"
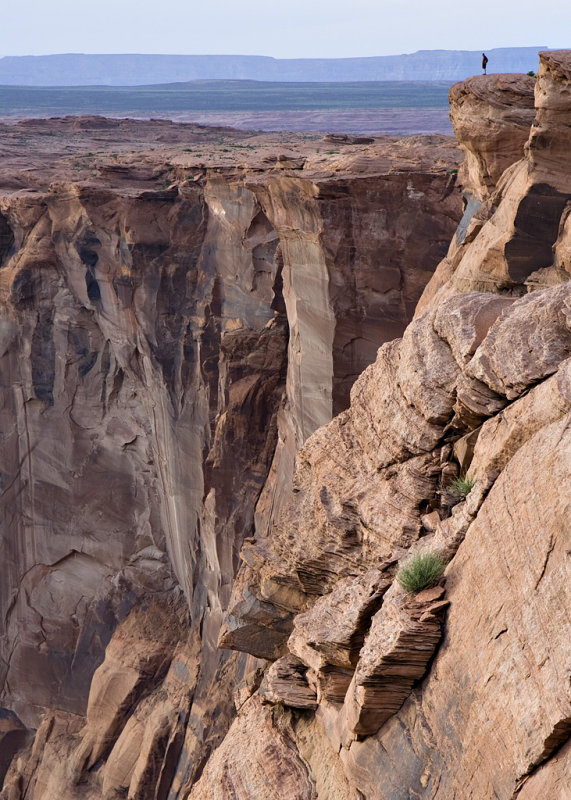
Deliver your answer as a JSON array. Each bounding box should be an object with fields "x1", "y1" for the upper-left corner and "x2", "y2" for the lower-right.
[{"x1": 482, "y1": 53, "x2": 489, "y2": 75}]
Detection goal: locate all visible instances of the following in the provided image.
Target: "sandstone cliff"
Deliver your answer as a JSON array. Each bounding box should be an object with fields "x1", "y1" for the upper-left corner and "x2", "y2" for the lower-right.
[
  {"x1": 1, "y1": 51, "x2": 570, "y2": 800},
  {"x1": 196, "y1": 50, "x2": 571, "y2": 799},
  {"x1": 0, "y1": 122, "x2": 461, "y2": 797}
]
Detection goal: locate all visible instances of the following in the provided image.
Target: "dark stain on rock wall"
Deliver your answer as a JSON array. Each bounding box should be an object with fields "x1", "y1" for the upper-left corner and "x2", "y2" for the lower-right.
[{"x1": 31, "y1": 307, "x2": 55, "y2": 404}]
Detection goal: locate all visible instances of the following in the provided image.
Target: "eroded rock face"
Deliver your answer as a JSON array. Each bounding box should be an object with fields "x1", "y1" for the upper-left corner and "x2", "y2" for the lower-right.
[
  {"x1": 198, "y1": 51, "x2": 571, "y2": 800},
  {"x1": 187, "y1": 696, "x2": 358, "y2": 800},
  {"x1": 3, "y1": 49, "x2": 570, "y2": 800},
  {"x1": 259, "y1": 655, "x2": 317, "y2": 710},
  {"x1": 340, "y1": 413, "x2": 571, "y2": 800},
  {"x1": 0, "y1": 124, "x2": 461, "y2": 796},
  {"x1": 527, "y1": 50, "x2": 571, "y2": 191},
  {"x1": 449, "y1": 73, "x2": 535, "y2": 200},
  {"x1": 343, "y1": 586, "x2": 448, "y2": 739}
]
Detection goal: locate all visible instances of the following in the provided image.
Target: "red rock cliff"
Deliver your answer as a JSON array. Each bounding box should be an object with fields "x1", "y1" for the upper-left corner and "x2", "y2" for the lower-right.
[
  {"x1": 2, "y1": 51, "x2": 570, "y2": 800},
  {"x1": 0, "y1": 126, "x2": 461, "y2": 796},
  {"x1": 195, "y1": 50, "x2": 571, "y2": 800}
]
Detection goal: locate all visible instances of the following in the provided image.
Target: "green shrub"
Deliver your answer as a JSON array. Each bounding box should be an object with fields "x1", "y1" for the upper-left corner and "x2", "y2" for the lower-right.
[
  {"x1": 449, "y1": 474, "x2": 475, "y2": 497},
  {"x1": 397, "y1": 552, "x2": 446, "y2": 594}
]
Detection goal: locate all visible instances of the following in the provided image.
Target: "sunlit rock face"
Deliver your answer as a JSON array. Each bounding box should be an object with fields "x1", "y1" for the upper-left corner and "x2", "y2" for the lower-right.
[
  {"x1": 0, "y1": 124, "x2": 462, "y2": 797},
  {"x1": 449, "y1": 72, "x2": 535, "y2": 201}
]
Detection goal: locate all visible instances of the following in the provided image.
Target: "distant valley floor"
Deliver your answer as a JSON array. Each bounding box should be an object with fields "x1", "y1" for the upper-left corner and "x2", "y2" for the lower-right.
[
  {"x1": 145, "y1": 108, "x2": 452, "y2": 135},
  {"x1": 0, "y1": 108, "x2": 452, "y2": 135},
  {"x1": 0, "y1": 80, "x2": 453, "y2": 134}
]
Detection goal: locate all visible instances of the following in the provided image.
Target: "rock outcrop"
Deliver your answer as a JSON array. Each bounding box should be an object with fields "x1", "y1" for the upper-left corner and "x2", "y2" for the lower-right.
[
  {"x1": 196, "y1": 50, "x2": 571, "y2": 800},
  {"x1": 449, "y1": 73, "x2": 535, "y2": 200},
  {"x1": 2, "y1": 50, "x2": 570, "y2": 800}
]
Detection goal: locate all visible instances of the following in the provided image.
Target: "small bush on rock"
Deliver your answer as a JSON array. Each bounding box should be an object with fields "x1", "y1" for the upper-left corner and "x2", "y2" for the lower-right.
[
  {"x1": 397, "y1": 552, "x2": 446, "y2": 594},
  {"x1": 449, "y1": 474, "x2": 475, "y2": 497}
]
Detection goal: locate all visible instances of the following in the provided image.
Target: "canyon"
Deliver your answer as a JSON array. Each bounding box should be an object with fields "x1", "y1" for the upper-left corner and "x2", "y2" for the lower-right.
[{"x1": 0, "y1": 50, "x2": 569, "y2": 800}]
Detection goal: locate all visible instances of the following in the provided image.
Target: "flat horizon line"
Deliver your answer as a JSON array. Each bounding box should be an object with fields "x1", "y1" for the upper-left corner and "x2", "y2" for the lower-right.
[{"x1": 0, "y1": 46, "x2": 553, "y2": 61}]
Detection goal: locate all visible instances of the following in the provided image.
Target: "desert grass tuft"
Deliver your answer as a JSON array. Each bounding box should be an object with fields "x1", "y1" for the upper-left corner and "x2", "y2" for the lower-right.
[
  {"x1": 449, "y1": 473, "x2": 475, "y2": 497},
  {"x1": 397, "y1": 552, "x2": 446, "y2": 594}
]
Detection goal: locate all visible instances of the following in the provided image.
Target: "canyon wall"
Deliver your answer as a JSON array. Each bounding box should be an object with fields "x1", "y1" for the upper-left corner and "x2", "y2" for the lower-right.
[
  {"x1": 1, "y1": 51, "x2": 569, "y2": 800},
  {"x1": 0, "y1": 127, "x2": 461, "y2": 796},
  {"x1": 205, "y1": 51, "x2": 571, "y2": 799}
]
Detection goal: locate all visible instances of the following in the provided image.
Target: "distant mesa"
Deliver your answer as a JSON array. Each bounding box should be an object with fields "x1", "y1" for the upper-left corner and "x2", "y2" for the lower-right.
[{"x1": 0, "y1": 47, "x2": 547, "y2": 86}]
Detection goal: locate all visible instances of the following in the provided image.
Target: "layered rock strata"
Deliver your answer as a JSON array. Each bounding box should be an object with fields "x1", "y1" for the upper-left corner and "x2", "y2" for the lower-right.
[
  {"x1": 204, "y1": 49, "x2": 571, "y2": 800},
  {"x1": 0, "y1": 125, "x2": 461, "y2": 796},
  {"x1": 2, "y1": 49, "x2": 570, "y2": 799}
]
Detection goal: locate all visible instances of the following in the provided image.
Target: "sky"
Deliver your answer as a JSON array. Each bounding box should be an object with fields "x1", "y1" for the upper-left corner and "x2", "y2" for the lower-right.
[{"x1": 1, "y1": 0, "x2": 569, "y2": 59}]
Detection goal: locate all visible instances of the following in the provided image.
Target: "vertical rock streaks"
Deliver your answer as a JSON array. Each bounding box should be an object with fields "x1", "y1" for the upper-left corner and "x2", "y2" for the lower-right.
[{"x1": 0, "y1": 128, "x2": 462, "y2": 797}]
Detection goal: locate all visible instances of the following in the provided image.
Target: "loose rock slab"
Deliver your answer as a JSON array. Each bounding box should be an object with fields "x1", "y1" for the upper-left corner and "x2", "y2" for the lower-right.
[
  {"x1": 259, "y1": 655, "x2": 318, "y2": 710},
  {"x1": 344, "y1": 586, "x2": 449, "y2": 738}
]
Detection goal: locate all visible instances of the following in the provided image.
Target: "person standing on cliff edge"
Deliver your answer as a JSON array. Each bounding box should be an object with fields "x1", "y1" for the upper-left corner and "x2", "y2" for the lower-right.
[{"x1": 482, "y1": 53, "x2": 489, "y2": 74}]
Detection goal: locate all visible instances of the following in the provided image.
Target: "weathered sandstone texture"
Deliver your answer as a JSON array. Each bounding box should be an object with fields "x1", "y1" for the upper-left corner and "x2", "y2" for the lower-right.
[
  {"x1": 0, "y1": 121, "x2": 462, "y2": 796},
  {"x1": 449, "y1": 73, "x2": 535, "y2": 200},
  {"x1": 2, "y1": 49, "x2": 570, "y2": 799},
  {"x1": 202, "y1": 50, "x2": 571, "y2": 799}
]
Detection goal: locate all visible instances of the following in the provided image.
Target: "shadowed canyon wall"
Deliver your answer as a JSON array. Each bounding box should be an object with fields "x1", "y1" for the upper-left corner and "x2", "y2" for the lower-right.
[{"x1": 0, "y1": 129, "x2": 462, "y2": 797}]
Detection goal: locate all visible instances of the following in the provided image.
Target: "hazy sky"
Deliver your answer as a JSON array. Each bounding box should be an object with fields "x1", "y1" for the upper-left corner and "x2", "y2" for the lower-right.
[{"x1": 2, "y1": 0, "x2": 569, "y2": 59}]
